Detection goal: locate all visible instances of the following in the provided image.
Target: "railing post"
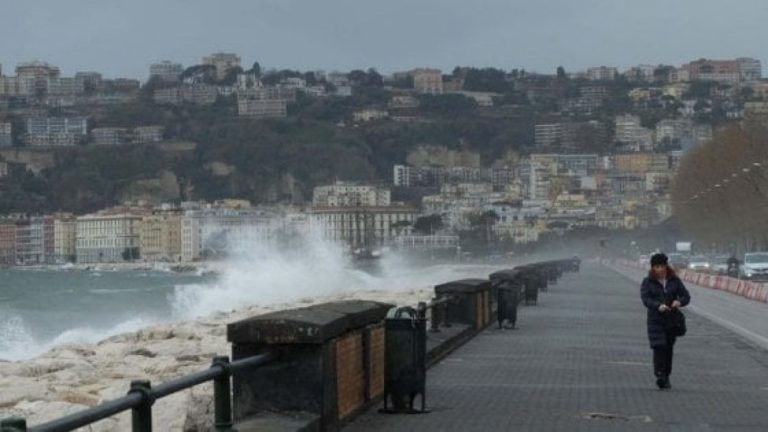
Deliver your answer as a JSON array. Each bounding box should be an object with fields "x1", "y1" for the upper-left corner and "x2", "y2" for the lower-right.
[
  {"x1": 212, "y1": 356, "x2": 234, "y2": 431},
  {"x1": 129, "y1": 380, "x2": 153, "y2": 432},
  {"x1": 0, "y1": 418, "x2": 27, "y2": 432},
  {"x1": 428, "y1": 298, "x2": 440, "y2": 333},
  {"x1": 441, "y1": 298, "x2": 451, "y2": 328}
]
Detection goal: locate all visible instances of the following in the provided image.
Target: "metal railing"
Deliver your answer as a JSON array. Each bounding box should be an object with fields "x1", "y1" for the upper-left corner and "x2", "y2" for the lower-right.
[{"x1": 1, "y1": 352, "x2": 275, "y2": 432}]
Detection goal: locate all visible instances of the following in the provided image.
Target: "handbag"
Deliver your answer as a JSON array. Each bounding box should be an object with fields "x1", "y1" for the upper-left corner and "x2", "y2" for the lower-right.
[{"x1": 662, "y1": 309, "x2": 686, "y2": 337}]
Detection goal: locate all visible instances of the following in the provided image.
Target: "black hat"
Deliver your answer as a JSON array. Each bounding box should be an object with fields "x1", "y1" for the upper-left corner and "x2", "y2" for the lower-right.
[{"x1": 650, "y1": 253, "x2": 668, "y2": 267}]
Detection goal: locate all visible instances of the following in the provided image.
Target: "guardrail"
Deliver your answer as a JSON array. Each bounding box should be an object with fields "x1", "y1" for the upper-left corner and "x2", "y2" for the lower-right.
[
  {"x1": 2, "y1": 257, "x2": 581, "y2": 431},
  {"x1": 1, "y1": 353, "x2": 275, "y2": 432}
]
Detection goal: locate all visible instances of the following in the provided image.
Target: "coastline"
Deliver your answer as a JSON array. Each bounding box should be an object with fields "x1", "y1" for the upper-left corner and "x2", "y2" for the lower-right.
[{"x1": 0, "y1": 285, "x2": 436, "y2": 430}]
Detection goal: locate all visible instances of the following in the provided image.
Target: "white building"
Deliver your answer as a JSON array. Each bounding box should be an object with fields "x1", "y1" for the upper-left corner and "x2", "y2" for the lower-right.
[
  {"x1": 180, "y1": 208, "x2": 279, "y2": 262},
  {"x1": 149, "y1": 61, "x2": 183, "y2": 83},
  {"x1": 310, "y1": 206, "x2": 418, "y2": 248},
  {"x1": 615, "y1": 115, "x2": 654, "y2": 151},
  {"x1": 587, "y1": 66, "x2": 618, "y2": 81},
  {"x1": 76, "y1": 213, "x2": 143, "y2": 263},
  {"x1": 237, "y1": 98, "x2": 288, "y2": 118},
  {"x1": 312, "y1": 182, "x2": 391, "y2": 207}
]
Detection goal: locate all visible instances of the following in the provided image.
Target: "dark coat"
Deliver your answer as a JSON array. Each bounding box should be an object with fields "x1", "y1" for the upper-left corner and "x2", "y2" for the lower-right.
[{"x1": 640, "y1": 269, "x2": 691, "y2": 348}]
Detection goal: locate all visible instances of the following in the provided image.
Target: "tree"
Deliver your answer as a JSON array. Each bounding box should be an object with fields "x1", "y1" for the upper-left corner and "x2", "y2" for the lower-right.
[
  {"x1": 413, "y1": 214, "x2": 444, "y2": 235},
  {"x1": 556, "y1": 66, "x2": 567, "y2": 81},
  {"x1": 249, "y1": 61, "x2": 262, "y2": 77},
  {"x1": 220, "y1": 66, "x2": 244, "y2": 86}
]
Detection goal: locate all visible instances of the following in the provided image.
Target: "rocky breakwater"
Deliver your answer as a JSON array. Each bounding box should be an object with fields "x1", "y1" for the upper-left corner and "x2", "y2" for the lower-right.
[{"x1": 0, "y1": 288, "x2": 433, "y2": 431}]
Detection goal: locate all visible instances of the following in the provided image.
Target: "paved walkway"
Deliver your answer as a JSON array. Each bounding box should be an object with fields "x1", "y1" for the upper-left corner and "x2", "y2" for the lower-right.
[{"x1": 346, "y1": 263, "x2": 768, "y2": 431}]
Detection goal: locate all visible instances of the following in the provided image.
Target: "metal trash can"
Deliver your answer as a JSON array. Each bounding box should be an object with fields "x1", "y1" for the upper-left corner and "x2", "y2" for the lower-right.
[
  {"x1": 516, "y1": 266, "x2": 539, "y2": 305},
  {"x1": 489, "y1": 270, "x2": 521, "y2": 329},
  {"x1": 381, "y1": 306, "x2": 428, "y2": 414}
]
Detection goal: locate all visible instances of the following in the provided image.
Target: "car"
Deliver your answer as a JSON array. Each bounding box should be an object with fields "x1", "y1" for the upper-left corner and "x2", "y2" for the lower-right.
[
  {"x1": 687, "y1": 255, "x2": 711, "y2": 272},
  {"x1": 711, "y1": 255, "x2": 731, "y2": 275},
  {"x1": 667, "y1": 253, "x2": 689, "y2": 270},
  {"x1": 741, "y1": 252, "x2": 768, "y2": 280}
]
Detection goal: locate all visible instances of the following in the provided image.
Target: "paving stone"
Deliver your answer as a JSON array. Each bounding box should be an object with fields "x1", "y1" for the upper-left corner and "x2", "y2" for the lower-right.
[{"x1": 345, "y1": 263, "x2": 768, "y2": 431}]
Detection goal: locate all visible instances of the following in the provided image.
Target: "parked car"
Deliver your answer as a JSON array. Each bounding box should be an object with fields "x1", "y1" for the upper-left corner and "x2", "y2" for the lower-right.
[
  {"x1": 687, "y1": 255, "x2": 711, "y2": 272},
  {"x1": 741, "y1": 252, "x2": 768, "y2": 280},
  {"x1": 667, "y1": 253, "x2": 689, "y2": 270}
]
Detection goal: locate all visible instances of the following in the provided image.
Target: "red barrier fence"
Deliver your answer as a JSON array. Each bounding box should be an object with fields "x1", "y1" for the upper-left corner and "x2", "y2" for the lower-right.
[{"x1": 607, "y1": 259, "x2": 768, "y2": 304}]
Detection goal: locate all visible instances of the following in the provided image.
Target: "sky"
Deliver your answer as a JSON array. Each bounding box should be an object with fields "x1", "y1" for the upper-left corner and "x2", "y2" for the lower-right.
[{"x1": 0, "y1": 0, "x2": 765, "y2": 79}]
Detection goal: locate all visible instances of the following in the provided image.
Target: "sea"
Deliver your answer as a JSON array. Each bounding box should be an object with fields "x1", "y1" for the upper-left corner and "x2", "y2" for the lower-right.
[
  {"x1": 0, "y1": 236, "x2": 489, "y2": 362},
  {"x1": 0, "y1": 269, "x2": 213, "y2": 361}
]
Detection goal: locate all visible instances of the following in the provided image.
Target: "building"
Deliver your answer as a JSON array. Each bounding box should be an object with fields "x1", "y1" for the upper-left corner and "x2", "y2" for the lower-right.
[
  {"x1": 614, "y1": 115, "x2": 654, "y2": 151},
  {"x1": 680, "y1": 58, "x2": 759, "y2": 84},
  {"x1": 0, "y1": 122, "x2": 11, "y2": 147},
  {"x1": 310, "y1": 205, "x2": 418, "y2": 249},
  {"x1": 558, "y1": 154, "x2": 599, "y2": 176},
  {"x1": 180, "y1": 207, "x2": 278, "y2": 261},
  {"x1": 586, "y1": 66, "x2": 618, "y2": 81},
  {"x1": 26, "y1": 116, "x2": 87, "y2": 147},
  {"x1": 53, "y1": 216, "x2": 77, "y2": 263},
  {"x1": 237, "y1": 98, "x2": 288, "y2": 118},
  {"x1": 202, "y1": 52, "x2": 241, "y2": 80},
  {"x1": 534, "y1": 124, "x2": 563, "y2": 148},
  {"x1": 47, "y1": 77, "x2": 84, "y2": 96},
  {"x1": 0, "y1": 160, "x2": 7, "y2": 178},
  {"x1": 74, "y1": 72, "x2": 103, "y2": 92},
  {"x1": 737, "y1": 57, "x2": 762, "y2": 81},
  {"x1": 655, "y1": 118, "x2": 693, "y2": 146},
  {"x1": 92, "y1": 127, "x2": 129, "y2": 146},
  {"x1": 140, "y1": 213, "x2": 182, "y2": 262},
  {"x1": 76, "y1": 213, "x2": 143, "y2": 263},
  {"x1": 149, "y1": 61, "x2": 183, "y2": 83},
  {"x1": 14, "y1": 216, "x2": 54, "y2": 265},
  {"x1": 0, "y1": 222, "x2": 16, "y2": 265},
  {"x1": 0, "y1": 76, "x2": 33, "y2": 97},
  {"x1": 625, "y1": 65, "x2": 656, "y2": 83},
  {"x1": 16, "y1": 61, "x2": 60, "y2": 95},
  {"x1": 27, "y1": 116, "x2": 87, "y2": 136},
  {"x1": 134, "y1": 126, "x2": 164, "y2": 144},
  {"x1": 313, "y1": 182, "x2": 391, "y2": 207},
  {"x1": 154, "y1": 84, "x2": 218, "y2": 105},
  {"x1": 412, "y1": 68, "x2": 443, "y2": 95}
]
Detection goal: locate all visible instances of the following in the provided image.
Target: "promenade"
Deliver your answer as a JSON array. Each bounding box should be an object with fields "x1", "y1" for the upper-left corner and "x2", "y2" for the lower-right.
[{"x1": 346, "y1": 263, "x2": 768, "y2": 431}]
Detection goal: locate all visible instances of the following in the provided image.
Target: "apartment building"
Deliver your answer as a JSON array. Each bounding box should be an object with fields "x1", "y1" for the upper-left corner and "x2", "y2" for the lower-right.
[
  {"x1": 149, "y1": 61, "x2": 184, "y2": 83},
  {"x1": 140, "y1": 213, "x2": 182, "y2": 262},
  {"x1": 76, "y1": 213, "x2": 143, "y2": 263},
  {"x1": 412, "y1": 68, "x2": 443, "y2": 95},
  {"x1": 202, "y1": 52, "x2": 241, "y2": 80},
  {"x1": 313, "y1": 182, "x2": 391, "y2": 207}
]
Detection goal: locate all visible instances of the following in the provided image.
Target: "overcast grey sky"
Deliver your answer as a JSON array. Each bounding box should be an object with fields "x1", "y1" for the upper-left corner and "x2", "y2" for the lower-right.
[{"x1": 0, "y1": 0, "x2": 764, "y2": 79}]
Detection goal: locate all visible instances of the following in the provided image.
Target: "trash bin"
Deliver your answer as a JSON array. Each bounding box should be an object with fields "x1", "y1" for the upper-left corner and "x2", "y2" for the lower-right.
[
  {"x1": 489, "y1": 270, "x2": 522, "y2": 329},
  {"x1": 516, "y1": 266, "x2": 540, "y2": 305},
  {"x1": 382, "y1": 306, "x2": 428, "y2": 414}
]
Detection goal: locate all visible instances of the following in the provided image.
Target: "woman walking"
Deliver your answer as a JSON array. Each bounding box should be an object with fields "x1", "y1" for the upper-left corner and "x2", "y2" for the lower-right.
[{"x1": 640, "y1": 253, "x2": 691, "y2": 389}]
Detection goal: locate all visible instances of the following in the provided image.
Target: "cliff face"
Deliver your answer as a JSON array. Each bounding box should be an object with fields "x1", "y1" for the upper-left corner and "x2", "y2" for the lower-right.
[
  {"x1": 119, "y1": 171, "x2": 181, "y2": 205},
  {"x1": 406, "y1": 145, "x2": 481, "y2": 168}
]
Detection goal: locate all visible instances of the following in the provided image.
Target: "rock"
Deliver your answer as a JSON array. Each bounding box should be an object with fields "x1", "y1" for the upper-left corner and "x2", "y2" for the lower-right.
[
  {"x1": 126, "y1": 348, "x2": 157, "y2": 358},
  {"x1": 0, "y1": 378, "x2": 50, "y2": 408}
]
